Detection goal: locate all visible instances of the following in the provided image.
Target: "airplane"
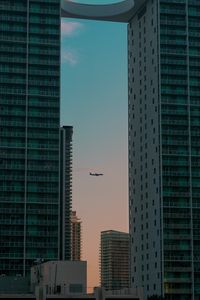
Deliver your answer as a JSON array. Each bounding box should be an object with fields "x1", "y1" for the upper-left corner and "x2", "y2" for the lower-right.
[{"x1": 89, "y1": 172, "x2": 104, "y2": 176}]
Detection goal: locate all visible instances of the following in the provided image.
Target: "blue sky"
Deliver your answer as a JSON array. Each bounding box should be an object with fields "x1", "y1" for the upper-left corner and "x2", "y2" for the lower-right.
[{"x1": 61, "y1": 15, "x2": 128, "y2": 288}]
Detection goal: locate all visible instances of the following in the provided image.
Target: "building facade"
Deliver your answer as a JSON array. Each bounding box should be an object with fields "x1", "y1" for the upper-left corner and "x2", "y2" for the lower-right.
[
  {"x1": 128, "y1": 0, "x2": 200, "y2": 299},
  {"x1": 71, "y1": 211, "x2": 82, "y2": 261},
  {"x1": 60, "y1": 126, "x2": 73, "y2": 260},
  {"x1": 31, "y1": 260, "x2": 87, "y2": 295},
  {"x1": 100, "y1": 230, "x2": 130, "y2": 291},
  {"x1": 0, "y1": 0, "x2": 60, "y2": 275}
]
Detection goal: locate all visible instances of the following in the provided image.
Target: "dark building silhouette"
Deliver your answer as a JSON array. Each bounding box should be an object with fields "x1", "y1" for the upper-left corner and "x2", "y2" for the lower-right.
[
  {"x1": 0, "y1": 0, "x2": 60, "y2": 276},
  {"x1": 60, "y1": 126, "x2": 73, "y2": 260}
]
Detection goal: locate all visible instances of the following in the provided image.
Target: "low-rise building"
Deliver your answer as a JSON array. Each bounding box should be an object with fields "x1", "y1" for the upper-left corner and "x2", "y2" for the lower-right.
[
  {"x1": 0, "y1": 287, "x2": 143, "y2": 300},
  {"x1": 31, "y1": 261, "x2": 87, "y2": 296}
]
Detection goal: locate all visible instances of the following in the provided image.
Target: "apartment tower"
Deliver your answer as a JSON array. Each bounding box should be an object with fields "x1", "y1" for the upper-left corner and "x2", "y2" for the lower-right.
[
  {"x1": 60, "y1": 126, "x2": 73, "y2": 260},
  {"x1": 0, "y1": 0, "x2": 60, "y2": 275},
  {"x1": 128, "y1": 1, "x2": 200, "y2": 299},
  {"x1": 100, "y1": 230, "x2": 130, "y2": 291},
  {"x1": 71, "y1": 211, "x2": 82, "y2": 261}
]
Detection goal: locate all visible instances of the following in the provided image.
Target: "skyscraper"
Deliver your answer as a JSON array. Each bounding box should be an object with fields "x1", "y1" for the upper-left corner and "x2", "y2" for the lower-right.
[
  {"x1": 100, "y1": 230, "x2": 130, "y2": 291},
  {"x1": 71, "y1": 211, "x2": 82, "y2": 261},
  {"x1": 60, "y1": 126, "x2": 73, "y2": 260},
  {"x1": 0, "y1": 0, "x2": 60, "y2": 276},
  {"x1": 128, "y1": 1, "x2": 200, "y2": 299}
]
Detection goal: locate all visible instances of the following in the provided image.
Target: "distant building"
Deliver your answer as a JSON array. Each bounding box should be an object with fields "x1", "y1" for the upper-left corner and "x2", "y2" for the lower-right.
[
  {"x1": 60, "y1": 126, "x2": 73, "y2": 260},
  {"x1": 71, "y1": 211, "x2": 82, "y2": 261},
  {"x1": 100, "y1": 230, "x2": 130, "y2": 291}
]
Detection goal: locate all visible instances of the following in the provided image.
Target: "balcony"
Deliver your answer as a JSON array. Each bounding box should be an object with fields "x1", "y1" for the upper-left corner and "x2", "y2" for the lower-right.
[
  {"x1": 164, "y1": 234, "x2": 191, "y2": 240},
  {"x1": 165, "y1": 266, "x2": 192, "y2": 272},
  {"x1": 164, "y1": 212, "x2": 190, "y2": 218},
  {"x1": 164, "y1": 223, "x2": 191, "y2": 229},
  {"x1": 164, "y1": 278, "x2": 192, "y2": 283},
  {"x1": 165, "y1": 288, "x2": 192, "y2": 294}
]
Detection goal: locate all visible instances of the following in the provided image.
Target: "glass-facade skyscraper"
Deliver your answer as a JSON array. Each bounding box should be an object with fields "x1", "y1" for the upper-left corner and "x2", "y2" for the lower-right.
[
  {"x1": 0, "y1": 0, "x2": 60, "y2": 276},
  {"x1": 128, "y1": 0, "x2": 200, "y2": 299}
]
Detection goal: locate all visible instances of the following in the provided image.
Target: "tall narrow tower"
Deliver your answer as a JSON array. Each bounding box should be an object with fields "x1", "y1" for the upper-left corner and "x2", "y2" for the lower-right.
[
  {"x1": 71, "y1": 211, "x2": 82, "y2": 261},
  {"x1": 0, "y1": 0, "x2": 60, "y2": 276},
  {"x1": 60, "y1": 126, "x2": 73, "y2": 260}
]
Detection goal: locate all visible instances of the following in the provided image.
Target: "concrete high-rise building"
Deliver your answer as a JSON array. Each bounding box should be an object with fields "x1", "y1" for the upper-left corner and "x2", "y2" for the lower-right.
[
  {"x1": 60, "y1": 126, "x2": 73, "y2": 260},
  {"x1": 100, "y1": 230, "x2": 130, "y2": 291},
  {"x1": 61, "y1": 1, "x2": 200, "y2": 299},
  {"x1": 71, "y1": 211, "x2": 82, "y2": 261},
  {"x1": 0, "y1": 0, "x2": 60, "y2": 276},
  {"x1": 128, "y1": 1, "x2": 200, "y2": 299}
]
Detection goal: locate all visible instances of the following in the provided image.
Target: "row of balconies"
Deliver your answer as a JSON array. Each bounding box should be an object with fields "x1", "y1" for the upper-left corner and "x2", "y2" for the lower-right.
[
  {"x1": 0, "y1": 142, "x2": 59, "y2": 149},
  {"x1": 0, "y1": 185, "x2": 58, "y2": 192},
  {"x1": 160, "y1": 8, "x2": 186, "y2": 16},
  {"x1": 1, "y1": 175, "x2": 59, "y2": 182},
  {"x1": 0, "y1": 208, "x2": 58, "y2": 214},
  {"x1": 0, "y1": 120, "x2": 58, "y2": 128},
  {"x1": 0, "y1": 44, "x2": 59, "y2": 55},
  {"x1": 0, "y1": 230, "x2": 58, "y2": 237},
  {"x1": 0, "y1": 87, "x2": 59, "y2": 97},
  {"x1": 164, "y1": 223, "x2": 191, "y2": 229},
  {"x1": 0, "y1": 25, "x2": 60, "y2": 35},
  {"x1": 0, "y1": 5, "x2": 59, "y2": 15},
  {"x1": 0, "y1": 99, "x2": 58, "y2": 107},
  {"x1": 164, "y1": 234, "x2": 191, "y2": 240},
  {"x1": 0, "y1": 78, "x2": 60, "y2": 87},
  {"x1": 0, "y1": 220, "x2": 58, "y2": 225},
  {"x1": 0, "y1": 131, "x2": 59, "y2": 138},
  {"x1": 0, "y1": 35, "x2": 59, "y2": 46}
]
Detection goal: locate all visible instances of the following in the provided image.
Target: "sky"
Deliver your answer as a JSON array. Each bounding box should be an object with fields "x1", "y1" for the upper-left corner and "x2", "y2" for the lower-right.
[{"x1": 61, "y1": 5, "x2": 128, "y2": 290}]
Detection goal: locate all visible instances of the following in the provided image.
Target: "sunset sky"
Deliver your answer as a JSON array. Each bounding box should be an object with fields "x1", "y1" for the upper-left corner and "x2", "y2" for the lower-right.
[{"x1": 61, "y1": 6, "x2": 128, "y2": 289}]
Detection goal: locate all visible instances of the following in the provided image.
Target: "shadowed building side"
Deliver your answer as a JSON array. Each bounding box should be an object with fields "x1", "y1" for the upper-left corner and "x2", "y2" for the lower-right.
[{"x1": 0, "y1": 0, "x2": 60, "y2": 276}]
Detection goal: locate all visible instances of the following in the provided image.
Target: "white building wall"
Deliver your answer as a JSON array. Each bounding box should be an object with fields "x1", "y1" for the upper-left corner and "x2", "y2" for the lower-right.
[
  {"x1": 128, "y1": 0, "x2": 162, "y2": 298},
  {"x1": 31, "y1": 261, "x2": 87, "y2": 295}
]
